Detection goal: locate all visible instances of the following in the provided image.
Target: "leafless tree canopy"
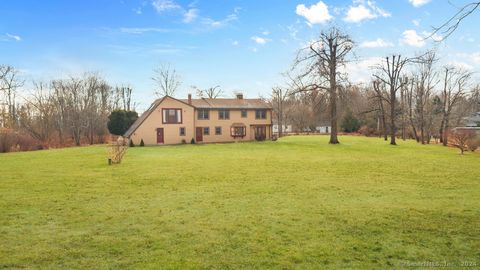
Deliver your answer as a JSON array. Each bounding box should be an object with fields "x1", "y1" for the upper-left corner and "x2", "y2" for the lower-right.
[
  {"x1": 193, "y1": 85, "x2": 223, "y2": 98},
  {"x1": 293, "y1": 27, "x2": 354, "y2": 144},
  {"x1": 431, "y1": 1, "x2": 480, "y2": 41},
  {"x1": 152, "y1": 64, "x2": 181, "y2": 97}
]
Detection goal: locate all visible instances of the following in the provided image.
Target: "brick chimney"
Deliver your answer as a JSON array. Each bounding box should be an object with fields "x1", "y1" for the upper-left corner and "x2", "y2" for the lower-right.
[
  {"x1": 188, "y1": 94, "x2": 192, "y2": 105},
  {"x1": 236, "y1": 93, "x2": 243, "y2": 99}
]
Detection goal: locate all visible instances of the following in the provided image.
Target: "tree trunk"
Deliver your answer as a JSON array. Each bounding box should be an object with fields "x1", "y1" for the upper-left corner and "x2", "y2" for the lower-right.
[
  {"x1": 329, "y1": 41, "x2": 339, "y2": 144},
  {"x1": 443, "y1": 118, "x2": 450, "y2": 146},
  {"x1": 390, "y1": 89, "x2": 396, "y2": 145}
]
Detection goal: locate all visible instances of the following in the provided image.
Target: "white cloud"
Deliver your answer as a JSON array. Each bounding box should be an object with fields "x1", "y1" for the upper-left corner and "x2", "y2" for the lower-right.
[
  {"x1": 262, "y1": 30, "x2": 270, "y2": 36},
  {"x1": 232, "y1": 40, "x2": 239, "y2": 46},
  {"x1": 360, "y1": 38, "x2": 393, "y2": 48},
  {"x1": 345, "y1": 57, "x2": 383, "y2": 83},
  {"x1": 409, "y1": 0, "x2": 431, "y2": 7},
  {"x1": 401, "y1": 29, "x2": 425, "y2": 47},
  {"x1": 448, "y1": 61, "x2": 474, "y2": 70},
  {"x1": 119, "y1": 27, "x2": 172, "y2": 34},
  {"x1": 412, "y1": 19, "x2": 420, "y2": 26},
  {"x1": 296, "y1": 1, "x2": 332, "y2": 25},
  {"x1": 152, "y1": 0, "x2": 180, "y2": 13},
  {"x1": 183, "y1": 8, "x2": 198, "y2": 23},
  {"x1": 251, "y1": 36, "x2": 268, "y2": 45},
  {"x1": 202, "y1": 7, "x2": 240, "y2": 28},
  {"x1": 3, "y1": 33, "x2": 21, "y2": 41},
  {"x1": 344, "y1": 0, "x2": 390, "y2": 23}
]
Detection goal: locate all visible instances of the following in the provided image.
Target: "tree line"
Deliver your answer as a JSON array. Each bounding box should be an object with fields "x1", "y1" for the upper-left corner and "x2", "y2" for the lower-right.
[
  {"x1": 271, "y1": 27, "x2": 480, "y2": 148},
  {"x1": 0, "y1": 69, "x2": 137, "y2": 152}
]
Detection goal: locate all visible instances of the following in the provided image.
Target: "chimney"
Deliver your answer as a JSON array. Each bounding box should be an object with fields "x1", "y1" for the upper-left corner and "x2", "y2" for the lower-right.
[
  {"x1": 236, "y1": 93, "x2": 243, "y2": 100},
  {"x1": 188, "y1": 94, "x2": 192, "y2": 105}
]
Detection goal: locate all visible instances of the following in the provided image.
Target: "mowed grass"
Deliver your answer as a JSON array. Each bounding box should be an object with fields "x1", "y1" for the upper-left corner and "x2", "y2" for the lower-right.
[{"x1": 0, "y1": 136, "x2": 479, "y2": 269}]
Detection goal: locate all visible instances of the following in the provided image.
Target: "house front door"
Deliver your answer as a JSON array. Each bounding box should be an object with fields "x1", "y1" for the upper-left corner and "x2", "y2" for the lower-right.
[
  {"x1": 255, "y1": 126, "x2": 266, "y2": 141},
  {"x1": 196, "y1": 127, "x2": 203, "y2": 142},
  {"x1": 156, "y1": 128, "x2": 164, "y2": 144}
]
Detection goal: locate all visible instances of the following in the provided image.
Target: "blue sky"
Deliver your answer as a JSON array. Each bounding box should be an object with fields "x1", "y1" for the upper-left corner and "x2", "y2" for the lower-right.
[{"x1": 1, "y1": 0, "x2": 479, "y2": 111}]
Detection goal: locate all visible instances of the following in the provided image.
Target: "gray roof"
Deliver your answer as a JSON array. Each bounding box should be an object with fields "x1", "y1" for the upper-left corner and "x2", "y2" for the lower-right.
[{"x1": 179, "y1": 98, "x2": 271, "y2": 109}]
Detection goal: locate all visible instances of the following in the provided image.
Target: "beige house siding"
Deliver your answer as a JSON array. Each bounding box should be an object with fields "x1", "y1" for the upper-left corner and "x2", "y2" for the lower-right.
[
  {"x1": 129, "y1": 97, "x2": 195, "y2": 145},
  {"x1": 196, "y1": 109, "x2": 271, "y2": 143},
  {"x1": 128, "y1": 96, "x2": 272, "y2": 145}
]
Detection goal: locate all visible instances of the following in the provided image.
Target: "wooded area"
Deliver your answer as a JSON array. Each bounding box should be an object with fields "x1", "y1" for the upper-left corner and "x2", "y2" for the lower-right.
[{"x1": 1, "y1": 26, "x2": 480, "y2": 153}]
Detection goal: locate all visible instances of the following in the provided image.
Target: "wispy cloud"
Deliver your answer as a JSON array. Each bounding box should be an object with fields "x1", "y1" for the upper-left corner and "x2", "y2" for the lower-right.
[
  {"x1": 152, "y1": 0, "x2": 181, "y2": 13},
  {"x1": 409, "y1": 0, "x2": 431, "y2": 7},
  {"x1": 2, "y1": 33, "x2": 22, "y2": 42},
  {"x1": 251, "y1": 36, "x2": 269, "y2": 45},
  {"x1": 360, "y1": 38, "x2": 393, "y2": 48},
  {"x1": 119, "y1": 27, "x2": 173, "y2": 34},
  {"x1": 344, "y1": 0, "x2": 390, "y2": 23},
  {"x1": 183, "y1": 8, "x2": 199, "y2": 23},
  {"x1": 201, "y1": 7, "x2": 240, "y2": 28}
]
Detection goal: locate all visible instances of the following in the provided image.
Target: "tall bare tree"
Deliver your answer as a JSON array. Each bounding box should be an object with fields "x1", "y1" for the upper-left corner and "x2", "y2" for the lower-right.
[
  {"x1": 372, "y1": 80, "x2": 388, "y2": 141},
  {"x1": 413, "y1": 51, "x2": 438, "y2": 144},
  {"x1": 0, "y1": 65, "x2": 23, "y2": 128},
  {"x1": 152, "y1": 64, "x2": 181, "y2": 97},
  {"x1": 438, "y1": 66, "x2": 472, "y2": 146},
  {"x1": 373, "y1": 55, "x2": 410, "y2": 145},
  {"x1": 294, "y1": 27, "x2": 354, "y2": 144},
  {"x1": 271, "y1": 86, "x2": 292, "y2": 137}
]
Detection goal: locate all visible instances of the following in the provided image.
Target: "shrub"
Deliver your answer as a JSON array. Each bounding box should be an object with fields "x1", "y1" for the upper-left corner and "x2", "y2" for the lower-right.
[
  {"x1": 0, "y1": 129, "x2": 44, "y2": 153},
  {"x1": 181, "y1": 139, "x2": 187, "y2": 144},
  {"x1": 467, "y1": 136, "x2": 480, "y2": 152},
  {"x1": 129, "y1": 139, "x2": 135, "y2": 147},
  {"x1": 107, "y1": 110, "x2": 139, "y2": 136},
  {"x1": 451, "y1": 129, "x2": 476, "y2": 154},
  {"x1": 358, "y1": 125, "x2": 376, "y2": 137},
  {"x1": 341, "y1": 111, "x2": 361, "y2": 133},
  {"x1": 190, "y1": 138, "x2": 195, "y2": 144},
  {"x1": 140, "y1": 139, "x2": 145, "y2": 147}
]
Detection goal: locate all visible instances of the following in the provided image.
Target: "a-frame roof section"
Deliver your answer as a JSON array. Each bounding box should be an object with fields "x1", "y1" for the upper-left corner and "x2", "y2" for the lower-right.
[{"x1": 124, "y1": 96, "x2": 193, "y2": 137}]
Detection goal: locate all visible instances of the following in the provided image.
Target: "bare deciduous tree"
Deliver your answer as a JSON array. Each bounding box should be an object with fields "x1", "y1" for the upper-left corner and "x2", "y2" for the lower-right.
[
  {"x1": 152, "y1": 64, "x2": 181, "y2": 97},
  {"x1": 438, "y1": 66, "x2": 472, "y2": 146},
  {"x1": 293, "y1": 27, "x2": 354, "y2": 144},
  {"x1": 373, "y1": 55, "x2": 410, "y2": 145},
  {"x1": 271, "y1": 86, "x2": 292, "y2": 137}
]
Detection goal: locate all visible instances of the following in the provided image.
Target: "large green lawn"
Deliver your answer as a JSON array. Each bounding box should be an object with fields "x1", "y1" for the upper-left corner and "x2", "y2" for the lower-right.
[{"x1": 1, "y1": 136, "x2": 479, "y2": 269}]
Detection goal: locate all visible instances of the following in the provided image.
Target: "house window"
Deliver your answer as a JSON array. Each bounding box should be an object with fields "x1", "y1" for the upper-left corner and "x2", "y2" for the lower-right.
[
  {"x1": 203, "y1": 127, "x2": 210, "y2": 135},
  {"x1": 215, "y1": 127, "x2": 222, "y2": 135},
  {"x1": 218, "y1": 110, "x2": 230, "y2": 120},
  {"x1": 198, "y1": 109, "x2": 209, "y2": 120},
  {"x1": 179, "y1": 127, "x2": 185, "y2": 136},
  {"x1": 162, "y1": 109, "x2": 182, "y2": 124},
  {"x1": 231, "y1": 126, "x2": 246, "y2": 137},
  {"x1": 241, "y1": 110, "x2": 247, "y2": 118},
  {"x1": 255, "y1": 109, "x2": 267, "y2": 119}
]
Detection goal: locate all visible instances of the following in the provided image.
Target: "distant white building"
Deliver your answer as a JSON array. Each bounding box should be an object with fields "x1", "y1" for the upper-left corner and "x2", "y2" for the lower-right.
[
  {"x1": 463, "y1": 112, "x2": 480, "y2": 127},
  {"x1": 273, "y1": 124, "x2": 293, "y2": 134},
  {"x1": 316, "y1": 126, "x2": 331, "y2": 134}
]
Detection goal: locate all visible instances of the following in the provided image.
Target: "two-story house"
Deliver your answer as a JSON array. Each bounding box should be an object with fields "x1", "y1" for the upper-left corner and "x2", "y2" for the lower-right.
[{"x1": 124, "y1": 94, "x2": 273, "y2": 145}]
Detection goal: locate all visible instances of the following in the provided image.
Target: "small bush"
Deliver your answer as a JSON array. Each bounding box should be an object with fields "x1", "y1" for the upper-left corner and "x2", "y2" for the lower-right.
[
  {"x1": 129, "y1": 139, "x2": 135, "y2": 147},
  {"x1": 140, "y1": 139, "x2": 145, "y2": 147},
  {"x1": 467, "y1": 137, "x2": 480, "y2": 152},
  {"x1": 181, "y1": 139, "x2": 187, "y2": 144},
  {"x1": 190, "y1": 138, "x2": 195, "y2": 144},
  {"x1": 341, "y1": 111, "x2": 361, "y2": 133},
  {"x1": 358, "y1": 125, "x2": 376, "y2": 137}
]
